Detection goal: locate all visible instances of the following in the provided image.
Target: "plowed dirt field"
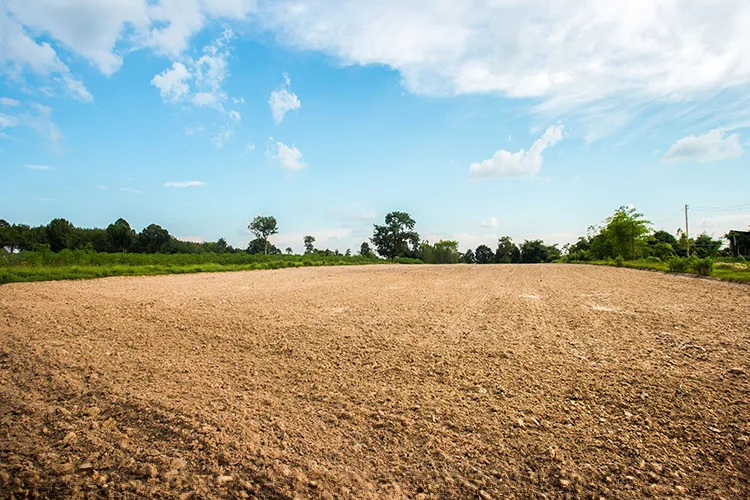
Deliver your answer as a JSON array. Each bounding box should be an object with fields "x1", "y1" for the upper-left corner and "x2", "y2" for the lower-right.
[{"x1": 1, "y1": 264, "x2": 749, "y2": 499}]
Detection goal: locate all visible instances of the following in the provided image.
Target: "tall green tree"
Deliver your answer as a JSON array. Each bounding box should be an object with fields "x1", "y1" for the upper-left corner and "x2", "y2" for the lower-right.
[
  {"x1": 693, "y1": 232, "x2": 723, "y2": 258},
  {"x1": 46, "y1": 218, "x2": 75, "y2": 252},
  {"x1": 303, "y1": 235, "x2": 315, "y2": 254},
  {"x1": 249, "y1": 215, "x2": 279, "y2": 255},
  {"x1": 461, "y1": 248, "x2": 476, "y2": 263},
  {"x1": 371, "y1": 211, "x2": 419, "y2": 262},
  {"x1": 106, "y1": 218, "x2": 136, "y2": 253}
]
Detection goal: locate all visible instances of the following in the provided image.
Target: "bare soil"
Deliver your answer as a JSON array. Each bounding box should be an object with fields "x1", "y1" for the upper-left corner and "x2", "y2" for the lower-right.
[{"x1": 1, "y1": 264, "x2": 749, "y2": 499}]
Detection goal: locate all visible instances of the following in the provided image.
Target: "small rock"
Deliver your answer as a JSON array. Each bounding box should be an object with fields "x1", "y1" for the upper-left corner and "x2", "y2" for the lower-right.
[
  {"x1": 728, "y1": 368, "x2": 746, "y2": 376},
  {"x1": 516, "y1": 418, "x2": 526, "y2": 428},
  {"x1": 217, "y1": 475, "x2": 234, "y2": 485},
  {"x1": 63, "y1": 431, "x2": 77, "y2": 445},
  {"x1": 86, "y1": 407, "x2": 101, "y2": 418},
  {"x1": 141, "y1": 464, "x2": 158, "y2": 478},
  {"x1": 171, "y1": 458, "x2": 187, "y2": 470},
  {"x1": 559, "y1": 479, "x2": 571, "y2": 487},
  {"x1": 54, "y1": 462, "x2": 76, "y2": 476},
  {"x1": 79, "y1": 462, "x2": 93, "y2": 471}
]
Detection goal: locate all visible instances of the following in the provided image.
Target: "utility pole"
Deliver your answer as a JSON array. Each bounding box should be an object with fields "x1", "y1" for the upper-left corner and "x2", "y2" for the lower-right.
[{"x1": 684, "y1": 204, "x2": 690, "y2": 258}]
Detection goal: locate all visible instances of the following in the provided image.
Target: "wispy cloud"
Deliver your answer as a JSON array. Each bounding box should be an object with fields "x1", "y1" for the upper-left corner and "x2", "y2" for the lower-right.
[
  {"x1": 184, "y1": 125, "x2": 204, "y2": 136},
  {"x1": 0, "y1": 97, "x2": 20, "y2": 107},
  {"x1": 120, "y1": 187, "x2": 141, "y2": 194},
  {"x1": 97, "y1": 185, "x2": 108, "y2": 189},
  {"x1": 162, "y1": 181, "x2": 206, "y2": 188},
  {"x1": 480, "y1": 217, "x2": 499, "y2": 228},
  {"x1": 24, "y1": 164, "x2": 53, "y2": 171}
]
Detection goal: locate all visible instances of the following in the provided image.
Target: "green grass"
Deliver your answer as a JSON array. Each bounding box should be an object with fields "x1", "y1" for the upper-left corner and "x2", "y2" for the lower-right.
[
  {"x1": 573, "y1": 258, "x2": 750, "y2": 284},
  {"x1": 0, "y1": 250, "x2": 385, "y2": 284}
]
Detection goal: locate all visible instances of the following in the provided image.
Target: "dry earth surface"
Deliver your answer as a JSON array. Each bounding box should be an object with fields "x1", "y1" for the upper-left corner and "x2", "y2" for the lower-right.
[{"x1": 1, "y1": 264, "x2": 749, "y2": 499}]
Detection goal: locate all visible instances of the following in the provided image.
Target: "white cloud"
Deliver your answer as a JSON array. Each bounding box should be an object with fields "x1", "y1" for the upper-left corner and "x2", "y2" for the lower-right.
[
  {"x1": 0, "y1": 114, "x2": 18, "y2": 128},
  {"x1": 694, "y1": 213, "x2": 750, "y2": 238},
  {"x1": 480, "y1": 217, "x2": 499, "y2": 228},
  {"x1": 228, "y1": 110, "x2": 241, "y2": 122},
  {"x1": 267, "y1": 137, "x2": 306, "y2": 171},
  {"x1": 662, "y1": 128, "x2": 743, "y2": 163},
  {"x1": 269, "y1": 73, "x2": 301, "y2": 124},
  {"x1": 469, "y1": 125, "x2": 563, "y2": 179},
  {"x1": 151, "y1": 62, "x2": 191, "y2": 102},
  {"x1": 245, "y1": 142, "x2": 256, "y2": 153},
  {"x1": 211, "y1": 128, "x2": 234, "y2": 148},
  {"x1": 120, "y1": 187, "x2": 141, "y2": 194},
  {"x1": 259, "y1": 1, "x2": 750, "y2": 132},
  {"x1": 0, "y1": 97, "x2": 20, "y2": 107},
  {"x1": 163, "y1": 180, "x2": 205, "y2": 188},
  {"x1": 23, "y1": 164, "x2": 53, "y2": 171},
  {"x1": 184, "y1": 125, "x2": 204, "y2": 135},
  {"x1": 97, "y1": 184, "x2": 108, "y2": 189}
]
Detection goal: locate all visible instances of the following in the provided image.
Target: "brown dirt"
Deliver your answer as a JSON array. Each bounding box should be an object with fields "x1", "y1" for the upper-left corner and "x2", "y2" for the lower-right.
[{"x1": 1, "y1": 264, "x2": 749, "y2": 499}]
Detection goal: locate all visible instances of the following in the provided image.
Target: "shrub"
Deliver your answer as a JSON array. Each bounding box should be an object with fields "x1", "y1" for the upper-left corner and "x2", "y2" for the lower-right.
[
  {"x1": 645, "y1": 256, "x2": 662, "y2": 263},
  {"x1": 668, "y1": 257, "x2": 690, "y2": 273},
  {"x1": 395, "y1": 257, "x2": 424, "y2": 264},
  {"x1": 692, "y1": 258, "x2": 714, "y2": 276},
  {"x1": 614, "y1": 255, "x2": 624, "y2": 267}
]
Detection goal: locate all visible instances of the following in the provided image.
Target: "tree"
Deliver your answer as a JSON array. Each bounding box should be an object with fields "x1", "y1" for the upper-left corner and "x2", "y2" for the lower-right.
[
  {"x1": 249, "y1": 215, "x2": 279, "y2": 255},
  {"x1": 693, "y1": 232, "x2": 722, "y2": 258},
  {"x1": 432, "y1": 240, "x2": 459, "y2": 264},
  {"x1": 461, "y1": 248, "x2": 476, "y2": 263},
  {"x1": 345, "y1": 248, "x2": 351, "y2": 257},
  {"x1": 598, "y1": 206, "x2": 652, "y2": 260},
  {"x1": 286, "y1": 247, "x2": 293, "y2": 255},
  {"x1": 106, "y1": 218, "x2": 135, "y2": 253},
  {"x1": 46, "y1": 218, "x2": 75, "y2": 252},
  {"x1": 520, "y1": 239, "x2": 549, "y2": 263},
  {"x1": 495, "y1": 236, "x2": 520, "y2": 263},
  {"x1": 359, "y1": 241, "x2": 373, "y2": 258},
  {"x1": 303, "y1": 235, "x2": 315, "y2": 254},
  {"x1": 136, "y1": 224, "x2": 171, "y2": 253},
  {"x1": 475, "y1": 244, "x2": 494, "y2": 264},
  {"x1": 371, "y1": 211, "x2": 420, "y2": 262}
]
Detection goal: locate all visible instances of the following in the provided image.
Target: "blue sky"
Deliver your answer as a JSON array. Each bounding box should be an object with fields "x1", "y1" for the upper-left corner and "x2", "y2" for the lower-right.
[{"x1": 1, "y1": 0, "x2": 749, "y2": 253}]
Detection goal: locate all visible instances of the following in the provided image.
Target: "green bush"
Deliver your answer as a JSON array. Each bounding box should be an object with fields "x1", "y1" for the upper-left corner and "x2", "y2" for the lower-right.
[
  {"x1": 668, "y1": 257, "x2": 690, "y2": 273},
  {"x1": 692, "y1": 258, "x2": 714, "y2": 276},
  {"x1": 395, "y1": 257, "x2": 424, "y2": 264},
  {"x1": 614, "y1": 255, "x2": 624, "y2": 267}
]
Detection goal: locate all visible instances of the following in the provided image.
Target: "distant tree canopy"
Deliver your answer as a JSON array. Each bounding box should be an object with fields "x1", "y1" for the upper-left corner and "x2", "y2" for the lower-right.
[
  {"x1": 359, "y1": 241, "x2": 374, "y2": 258},
  {"x1": 371, "y1": 211, "x2": 420, "y2": 262},
  {"x1": 419, "y1": 240, "x2": 459, "y2": 264},
  {"x1": 106, "y1": 218, "x2": 136, "y2": 253},
  {"x1": 249, "y1": 215, "x2": 279, "y2": 255},
  {"x1": 303, "y1": 235, "x2": 315, "y2": 254}
]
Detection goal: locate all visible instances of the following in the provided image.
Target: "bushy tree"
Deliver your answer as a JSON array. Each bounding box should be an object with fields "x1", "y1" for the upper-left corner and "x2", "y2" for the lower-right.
[
  {"x1": 106, "y1": 218, "x2": 135, "y2": 253},
  {"x1": 420, "y1": 240, "x2": 459, "y2": 264},
  {"x1": 475, "y1": 244, "x2": 494, "y2": 264},
  {"x1": 249, "y1": 215, "x2": 279, "y2": 255},
  {"x1": 597, "y1": 206, "x2": 652, "y2": 260},
  {"x1": 495, "y1": 236, "x2": 520, "y2": 263},
  {"x1": 371, "y1": 211, "x2": 420, "y2": 261},
  {"x1": 247, "y1": 237, "x2": 280, "y2": 255},
  {"x1": 693, "y1": 233, "x2": 722, "y2": 258},
  {"x1": 135, "y1": 224, "x2": 171, "y2": 253},
  {"x1": 461, "y1": 248, "x2": 476, "y2": 263}
]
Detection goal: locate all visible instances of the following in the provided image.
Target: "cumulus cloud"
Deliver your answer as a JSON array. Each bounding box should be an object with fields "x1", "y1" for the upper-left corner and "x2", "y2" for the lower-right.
[
  {"x1": 662, "y1": 128, "x2": 744, "y2": 163},
  {"x1": 267, "y1": 138, "x2": 306, "y2": 171},
  {"x1": 151, "y1": 62, "x2": 192, "y2": 102},
  {"x1": 469, "y1": 125, "x2": 563, "y2": 179},
  {"x1": 269, "y1": 72, "x2": 301, "y2": 124},
  {"x1": 163, "y1": 180, "x2": 206, "y2": 188},
  {"x1": 23, "y1": 164, "x2": 53, "y2": 170}
]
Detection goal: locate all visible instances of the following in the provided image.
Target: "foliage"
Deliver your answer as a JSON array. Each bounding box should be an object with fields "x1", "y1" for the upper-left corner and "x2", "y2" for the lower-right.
[
  {"x1": 106, "y1": 218, "x2": 136, "y2": 253},
  {"x1": 495, "y1": 236, "x2": 520, "y2": 263},
  {"x1": 461, "y1": 248, "x2": 475, "y2": 264},
  {"x1": 419, "y1": 240, "x2": 459, "y2": 264},
  {"x1": 249, "y1": 215, "x2": 279, "y2": 255},
  {"x1": 359, "y1": 241, "x2": 374, "y2": 258},
  {"x1": 597, "y1": 206, "x2": 652, "y2": 260},
  {"x1": 371, "y1": 211, "x2": 420, "y2": 262},
  {"x1": 474, "y1": 245, "x2": 494, "y2": 264},
  {"x1": 135, "y1": 224, "x2": 171, "y2": 253},
  {"x1": 520, "y1": 240, "x2": 560, "y2": 263},
  {"x1": 693, "y1": 233, "x2": 723, "y2": 258},
  {"x1": 692, "y1": 258, "x2": 714, "y2": 276},
  {"x1": 394, "y1": 257, "x2": 423, "y2": 264},
  {"x1": 667, "y1": 257, "x2": 690, "y2": 273},
  {"x1": 304, "y1": 235, "x2": 315, "y2": 254},
  {"x1": 247, "y1": 237, "x2": 281, "y2": 255},
  {"x1": 46, "y1": 218, "x2": 75, "y2": 253}
]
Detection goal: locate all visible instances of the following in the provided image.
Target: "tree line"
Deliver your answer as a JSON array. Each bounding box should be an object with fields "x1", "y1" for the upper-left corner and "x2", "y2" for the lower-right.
[{"x1": 0, "y1": 206, "x2": 734, "y2": 263}]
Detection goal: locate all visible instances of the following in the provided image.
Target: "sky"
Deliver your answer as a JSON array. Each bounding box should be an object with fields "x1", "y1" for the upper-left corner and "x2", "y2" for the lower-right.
[{"x1": 1, "y1": 0, "x2": 749, "y2": 253}]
